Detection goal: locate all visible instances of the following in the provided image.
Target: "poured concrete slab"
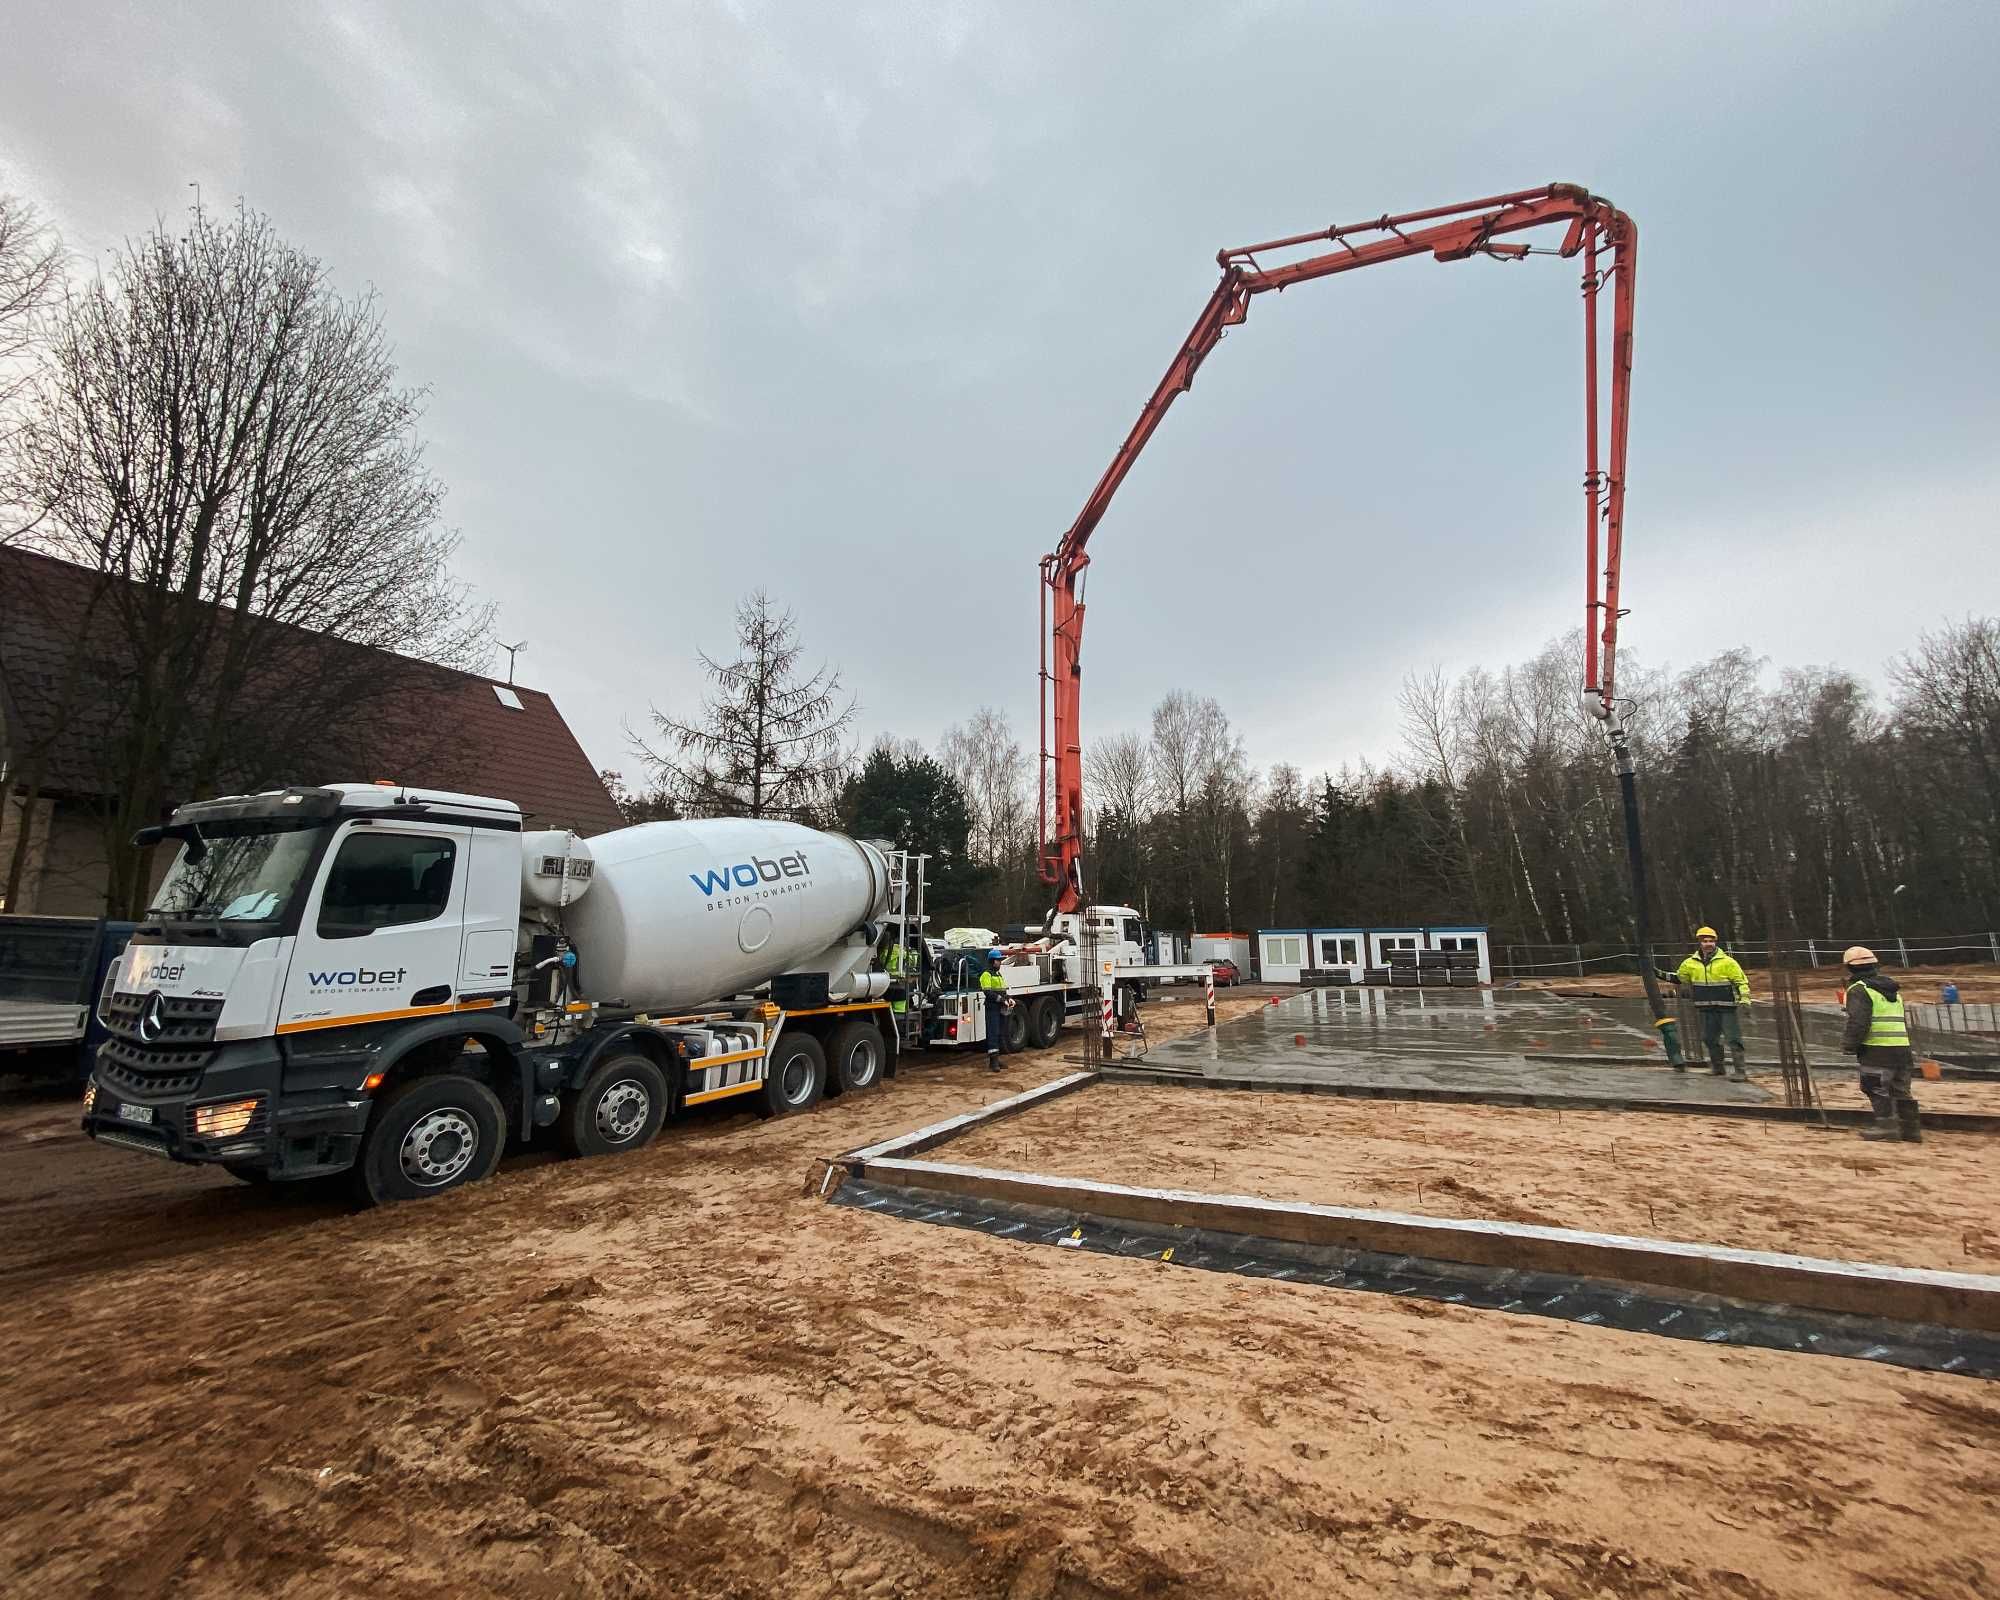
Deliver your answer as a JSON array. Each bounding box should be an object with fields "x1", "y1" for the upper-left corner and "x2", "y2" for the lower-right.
[{"x1": 1139, "y1": 987, "x2": 1775, "y2": 1105}]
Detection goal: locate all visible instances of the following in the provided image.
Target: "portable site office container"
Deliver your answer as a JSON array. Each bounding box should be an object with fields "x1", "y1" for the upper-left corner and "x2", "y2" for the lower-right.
[
  {"x1": 1256, "y1": 926, "x2": 1492, "y2": 985},
  {"x1": 1426, "y1": 928, "x2": 1492, "y2": 982},
  {"x1": 1191, "y1": 933, "x2": 1251, "y2": 969}
]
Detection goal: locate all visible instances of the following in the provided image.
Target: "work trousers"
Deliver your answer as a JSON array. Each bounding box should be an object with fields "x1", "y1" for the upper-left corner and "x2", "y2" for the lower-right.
[
  {"x1": 1698, "y1": 1006, "x2": 1745, "y2": 1068},
  {"x1": 985, "y1": 998, "x2": 1006, "y2": 1063},
  {"x1": 1857, "y1": 1045, "x2": 1916, "y2": 1117}
]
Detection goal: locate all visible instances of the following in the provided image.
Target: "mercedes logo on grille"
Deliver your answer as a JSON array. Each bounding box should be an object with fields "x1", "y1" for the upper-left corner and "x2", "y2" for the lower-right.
[{"x1": 137, "y1": 991, "x2": 168, "y2": 1044}]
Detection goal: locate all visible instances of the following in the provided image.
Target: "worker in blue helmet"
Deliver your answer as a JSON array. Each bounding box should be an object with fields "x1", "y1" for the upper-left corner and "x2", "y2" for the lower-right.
[{"x1": 979, "y1": 947, "x2": 1012, "y2": 1073}]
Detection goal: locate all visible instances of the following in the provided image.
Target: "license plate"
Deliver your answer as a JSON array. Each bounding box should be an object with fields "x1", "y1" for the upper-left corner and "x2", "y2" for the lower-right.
[{"x1": 117, "y1": 1102, "x2": 156, "y2": 1125}]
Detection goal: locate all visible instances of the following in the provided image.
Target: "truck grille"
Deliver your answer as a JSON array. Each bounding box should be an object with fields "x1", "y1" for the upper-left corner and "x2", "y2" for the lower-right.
[
  {"x1": 102, "y1": 992, "x2": 223, "y2": 1046},
  {"x1": 97, "y1": 1037, "x2": 217, "y2": 1098}
]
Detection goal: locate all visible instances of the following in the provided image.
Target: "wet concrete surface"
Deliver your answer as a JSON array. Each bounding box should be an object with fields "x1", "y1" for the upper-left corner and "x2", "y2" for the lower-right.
[{"x1": 1139, "y1": 987, "x2": 1779, "y2": 1104}]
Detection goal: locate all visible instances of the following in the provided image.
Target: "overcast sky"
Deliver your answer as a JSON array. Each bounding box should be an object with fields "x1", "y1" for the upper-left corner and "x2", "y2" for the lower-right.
[{"x1": 5, "y1": 1, "x2": 1997, "y2": 789}]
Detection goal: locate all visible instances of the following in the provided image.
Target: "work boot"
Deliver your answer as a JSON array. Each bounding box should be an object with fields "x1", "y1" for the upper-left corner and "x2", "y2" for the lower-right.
[
  {"x1": 1709, "y1": 1058, "x2": 1727, "y2": 1077},
  {"x1": 1896, "y1": 1102, "x2": 1924, "y2": 1144},
  {"x1": 1857, "y1": 1112, "x2": 1900, "y2": 1142},
  {"x1": 1727, "y1": 1047, "x2": 1748, "y2": 1084},
  {"x1": 987, "y1": 1052, "x2": 1004, "y2": 1075}
]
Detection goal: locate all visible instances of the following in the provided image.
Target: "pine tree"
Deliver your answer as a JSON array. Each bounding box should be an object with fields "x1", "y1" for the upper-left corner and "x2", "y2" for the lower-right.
[
  {"x1": 640, "y1": 591, "x2": 856, "y2": 823},
  {"x1": 837, "y1": 743, "x2": 986, "y2": 913}
]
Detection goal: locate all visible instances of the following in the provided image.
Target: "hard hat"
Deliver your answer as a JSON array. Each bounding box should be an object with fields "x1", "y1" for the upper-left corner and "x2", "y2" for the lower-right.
[
  {"x1": 1694, "y1": 926, "x2": 1718, "y2": 939},
  {"x1": 1842, "y1": 944, "x2": 1878, "y2": 967},
  {"x1": 988, "y1": 947, "x2": 1004, "y2": 961}
]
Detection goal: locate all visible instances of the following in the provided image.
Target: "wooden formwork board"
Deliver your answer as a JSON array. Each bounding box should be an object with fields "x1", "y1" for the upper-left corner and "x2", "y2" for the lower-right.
[
  {"x1": 835, "y1": 1072, "x2": 2000, "y2": 1337},
  {"x1": 854, "y1": 1155, "x2": 2000, "y2": 1335},
  {"x1": 842, "y1": 1070, "x2": 1098, "y2": 1165}
]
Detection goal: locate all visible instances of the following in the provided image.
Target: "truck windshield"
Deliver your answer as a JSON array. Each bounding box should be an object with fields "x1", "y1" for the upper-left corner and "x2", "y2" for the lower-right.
[{"x1": 146, "y1": 824, "x2": 324, "y2": 924}]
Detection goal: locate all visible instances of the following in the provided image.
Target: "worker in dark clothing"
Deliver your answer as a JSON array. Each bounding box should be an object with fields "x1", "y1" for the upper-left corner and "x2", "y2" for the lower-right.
[
  {"x1": 980, "y1": 948, "x2": 1012, "y2": 1074},
  {"x1": 1840, "y1": 945, "x2": 1920, "y2": 1143}
]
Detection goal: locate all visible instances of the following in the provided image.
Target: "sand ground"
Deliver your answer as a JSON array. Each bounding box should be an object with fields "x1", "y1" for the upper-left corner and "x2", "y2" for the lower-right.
[
  {"x1": 945, "y1": 1082, "x2": 2000, "y2": 1273},
  {"x1": 2, "y1": 992, "x2": 1995, "y2": 1599}
]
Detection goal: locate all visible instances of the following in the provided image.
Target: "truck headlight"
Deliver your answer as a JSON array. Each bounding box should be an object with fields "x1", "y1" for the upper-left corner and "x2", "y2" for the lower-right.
[
  {"x1": 81, "y1": 1081, "x2": 97, "y2": 1115},
  {"x1": 192, "y1": 1098, "x2": 261, "y2": 1138}
]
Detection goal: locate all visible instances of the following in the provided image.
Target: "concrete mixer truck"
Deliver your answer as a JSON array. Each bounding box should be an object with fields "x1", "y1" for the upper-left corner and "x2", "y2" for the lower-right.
[{"x1": 78, "y1": 782, "x2": 916, "y2": 1203}]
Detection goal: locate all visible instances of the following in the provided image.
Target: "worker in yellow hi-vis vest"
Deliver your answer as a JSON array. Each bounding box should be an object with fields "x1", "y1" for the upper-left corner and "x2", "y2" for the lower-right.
[
  {"x1": 1672, "y1": 926, "x2": 1752, "y2": 1081},
  {"x1": 1839, "y1": 945, "x2": 1921, "y2": 1144},
  {"x1": 885, "y1": 937, "x2": 911, "y2": 1018},
  {"x1": 979, "y1": 949, "x2": 1013, "y2": 1075}
]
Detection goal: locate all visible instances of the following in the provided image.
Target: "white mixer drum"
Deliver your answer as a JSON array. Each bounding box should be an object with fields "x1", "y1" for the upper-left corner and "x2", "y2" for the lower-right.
[{"x1": 561, "y1": 817, "x2": 889, "y2": 1012}]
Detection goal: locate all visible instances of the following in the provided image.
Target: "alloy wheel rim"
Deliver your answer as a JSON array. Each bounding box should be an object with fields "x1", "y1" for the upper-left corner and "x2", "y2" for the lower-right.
[{"x1": 400, "y1": 1108, "x2": 477, "y2": 1187}]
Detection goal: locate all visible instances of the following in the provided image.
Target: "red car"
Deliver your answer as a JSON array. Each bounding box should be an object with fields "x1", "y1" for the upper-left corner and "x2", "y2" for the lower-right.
[{"x1": 1210, "y1": 958, "x2": 1243, "y2": 986}]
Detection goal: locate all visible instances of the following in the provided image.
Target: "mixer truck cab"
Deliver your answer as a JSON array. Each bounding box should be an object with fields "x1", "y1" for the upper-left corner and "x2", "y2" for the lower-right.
[{"x1": 82, "y1": 782, "x2": 906, "y2": 1203}]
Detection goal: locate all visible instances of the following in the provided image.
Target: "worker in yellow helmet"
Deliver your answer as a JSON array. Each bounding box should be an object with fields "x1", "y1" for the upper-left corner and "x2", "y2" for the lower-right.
[
  {"x1": 1839, "y1": 946, "x2": 1920, "y2": 1143},
  {"x1": 1672, "y1": 926, "x2": 1751, "y2": 1081}
]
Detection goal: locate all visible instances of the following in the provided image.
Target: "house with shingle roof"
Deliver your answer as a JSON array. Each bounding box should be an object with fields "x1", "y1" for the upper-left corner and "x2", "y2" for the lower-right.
[{"x1": 0, "y1": 547, "x2": 623, "y2": 915}]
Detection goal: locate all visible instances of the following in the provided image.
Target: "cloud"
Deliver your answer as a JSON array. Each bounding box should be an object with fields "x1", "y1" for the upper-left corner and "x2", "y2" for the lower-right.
[{"x1": 0, "y1": 0, "x2": 1994, "y2": 815}]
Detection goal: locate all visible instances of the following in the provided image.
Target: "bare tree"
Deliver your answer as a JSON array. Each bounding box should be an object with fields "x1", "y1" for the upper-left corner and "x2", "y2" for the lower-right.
[
  {"x1": 10, "y1": 200, "x2": 490, "y2": 913},
  {"x1": 1255, "y1": 762, "x2": 1309, "y2": 926},
  {"x1": 1149, "y1": 690, "x2": 1250, "y2": 928},
  {"x1": 1398, "y1": 665, "x2": 1482, "y2": 916},
  {"x1": 640, "y1": 589, "x2": 856, "y2": 823},
  {"x1": 599, "y1": 768, "x2": 680, "y2": 825},
  {"x1": 1086, "y1": 729, "x2": 1155, "y2": 913},
  {"x1": 939, "y1": 709, "x2": 1030, "y2": 869},
  {"x1": 1892, "y1": 618, "x2": 2000, "y2": 914},
  {"x1": 0, "y1": 193, "x2": 64, "y2": 535},
  {"x1": 0, "y1": 195, "x2": 60, "y2": 401}
]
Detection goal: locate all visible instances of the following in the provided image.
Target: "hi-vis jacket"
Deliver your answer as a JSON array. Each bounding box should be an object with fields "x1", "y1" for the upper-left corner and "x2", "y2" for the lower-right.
[
  {"x1": 1841, "y1": 973, "x2": 1909, "y2": 1054},
  {"x1": 1673, "y1": 949, "x2": 1751, "y2": 1004}
]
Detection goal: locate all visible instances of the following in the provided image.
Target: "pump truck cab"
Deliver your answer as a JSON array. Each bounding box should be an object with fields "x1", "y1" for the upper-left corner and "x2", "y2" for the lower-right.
[{"x1": 82, "y1": 783, "x2": 912, "y2": 1203}]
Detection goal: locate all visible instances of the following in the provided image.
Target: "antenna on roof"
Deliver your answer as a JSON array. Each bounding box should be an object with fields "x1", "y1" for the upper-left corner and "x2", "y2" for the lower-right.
[{"x1": 500, "y1": 639, "x2": 528, "y2": 684}]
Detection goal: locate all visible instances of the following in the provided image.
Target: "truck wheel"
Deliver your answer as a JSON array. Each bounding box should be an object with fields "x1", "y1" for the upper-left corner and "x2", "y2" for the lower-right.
[
  {"x1": 1031, "y1": 995, "x2": 1064, "y2": 1049},
  {"x1": 1001, "y1": 1003, "x2": 1030, "y2": 1054},
  {"x1": 561, "y1": 1052, "x2": 668, "y2": 1158},
  {"x1": 352, "y1": 1073, "x2": 505, "y2": 1206},
  {"x1": 830, "y1": 1019, "x2": 885, "y2": 1093},
  {"x1": 761, "y1": 1033, "x2": 826, "y2": 1117}
]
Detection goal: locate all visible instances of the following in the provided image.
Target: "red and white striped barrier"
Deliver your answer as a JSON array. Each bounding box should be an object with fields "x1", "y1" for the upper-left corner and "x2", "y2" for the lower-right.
[{"x1": 1205, "y1": 971, "x2": 1216, "y2": 1027}]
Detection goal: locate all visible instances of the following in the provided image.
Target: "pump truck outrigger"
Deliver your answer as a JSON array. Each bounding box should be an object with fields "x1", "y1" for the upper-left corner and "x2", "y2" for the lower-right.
[
  {"x1": 81, "y1": 783, "x2": 920, "y2": 1203},
  {"x1": 1036, "y1": 182, "x2": 1680, "y2": 1059}
]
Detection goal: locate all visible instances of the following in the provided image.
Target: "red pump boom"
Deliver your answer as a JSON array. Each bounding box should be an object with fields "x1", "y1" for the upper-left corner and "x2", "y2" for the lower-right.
[{"x1": 1037, "y1": 183, "x2": 1637, "y2": 914}]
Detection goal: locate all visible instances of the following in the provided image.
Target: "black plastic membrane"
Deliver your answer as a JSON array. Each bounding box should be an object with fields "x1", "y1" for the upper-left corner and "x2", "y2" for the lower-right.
[{"x1": 834, "y1": 1178, "x2": 2000, "y2": 1381}]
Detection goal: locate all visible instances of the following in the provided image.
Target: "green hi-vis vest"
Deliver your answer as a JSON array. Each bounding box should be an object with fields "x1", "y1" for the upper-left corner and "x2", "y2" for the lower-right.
[{"x1": 1859, "y1": 983, "x2": 1909, "y2": 1048}]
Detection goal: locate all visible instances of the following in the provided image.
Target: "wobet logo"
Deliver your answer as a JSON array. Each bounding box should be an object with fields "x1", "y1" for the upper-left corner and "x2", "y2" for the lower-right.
[
  {"x1": 688, "y1": 852, "x2": 810, "y2": 895},
  {"x1": 139, "y1": 959, "x2": 186, "y2": 984},
  {"x1": 306, "y1": 966, "x2": 409, "y2": 989}
]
